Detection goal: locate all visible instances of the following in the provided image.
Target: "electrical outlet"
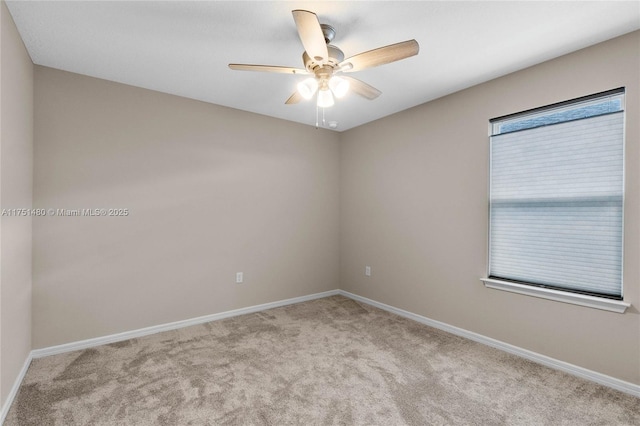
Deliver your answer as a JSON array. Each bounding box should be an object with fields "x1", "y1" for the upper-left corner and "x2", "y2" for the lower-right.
[
  {"x1": 365, "y1": 266, "x2": 371, "y2": 277},
  {"x1": 236, "y1": 272, "x2": 243, "y2": 283}
]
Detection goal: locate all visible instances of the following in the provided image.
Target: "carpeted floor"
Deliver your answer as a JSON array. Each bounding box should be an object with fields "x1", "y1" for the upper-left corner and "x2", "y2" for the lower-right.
[{"x1": 5, "y1": 295, "x2": 639, "y2": 425}]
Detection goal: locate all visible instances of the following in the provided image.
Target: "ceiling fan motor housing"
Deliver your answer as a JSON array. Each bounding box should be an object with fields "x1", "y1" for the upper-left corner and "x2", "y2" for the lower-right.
[
  {"x1": 302, "y1": 45, "x2": 345, "y2": 73},
  {"x1": 320, "y1": 24, "x2": 336, "y2": 44}
]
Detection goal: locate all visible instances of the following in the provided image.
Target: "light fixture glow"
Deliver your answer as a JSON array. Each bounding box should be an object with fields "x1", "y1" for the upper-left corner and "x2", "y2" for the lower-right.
[
  {"x1": 297, "y1": 78, "x2": 318, "y2": 99},
  {"x1": 317, "y1": 88, "x2": 334, "y2": 108},
  {"x1": 329, "y1": 76, "x2": 349, "y2": 98}
]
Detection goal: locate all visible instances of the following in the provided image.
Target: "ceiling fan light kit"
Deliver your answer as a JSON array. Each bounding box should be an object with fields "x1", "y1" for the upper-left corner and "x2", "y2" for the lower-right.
[
  {"x1": 297, "y1": 78, "x2": 318, "y2": 100},
  {"x1": 229, "y1": 9, "x2": 419, "y2": 124},
  {"x1": 317, "y1": 88, "x2": 335, "y2": 108},
  {"x1": 328, "y1": 76, "x2": 349, "y2": 98}
]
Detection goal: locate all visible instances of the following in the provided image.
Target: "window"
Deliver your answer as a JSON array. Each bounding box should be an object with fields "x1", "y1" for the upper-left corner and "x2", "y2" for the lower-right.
[{"x1": 483, "y1": 88, "x2": 629, "y2": 313}]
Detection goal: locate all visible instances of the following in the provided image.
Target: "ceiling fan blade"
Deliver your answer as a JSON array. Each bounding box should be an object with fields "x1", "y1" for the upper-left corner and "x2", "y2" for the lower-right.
[
  {"x1": 339, "y1": 39, "x2": 419, "y2": 72},
  {"x1": 229, "y1": 64, "x2": 308, "y2": 74},
  {"x1": 292, "y1": 10, "x2": 328, "y2": 63},
  {"x1": 342, "y1": 76, "x2": 381, "y2": 100},
  {"x1": 285, "y1": 91, "x2": 304, "y2": 105}
]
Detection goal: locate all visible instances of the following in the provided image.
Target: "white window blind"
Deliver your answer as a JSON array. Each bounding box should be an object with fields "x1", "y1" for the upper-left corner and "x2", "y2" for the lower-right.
[{"x1": 489, "y1": 89, "x2": 624, "y2": 299}]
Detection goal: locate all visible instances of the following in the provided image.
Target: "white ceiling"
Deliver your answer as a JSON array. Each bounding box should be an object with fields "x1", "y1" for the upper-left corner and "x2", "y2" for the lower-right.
[{"x1": 6, "y1": 1, "x2": 640, "y2": 131}]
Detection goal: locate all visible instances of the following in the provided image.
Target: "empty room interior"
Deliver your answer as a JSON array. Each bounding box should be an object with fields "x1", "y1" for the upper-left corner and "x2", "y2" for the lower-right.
[{"x1": 1, "y1": 1, "x2": 639, "y2": 424}]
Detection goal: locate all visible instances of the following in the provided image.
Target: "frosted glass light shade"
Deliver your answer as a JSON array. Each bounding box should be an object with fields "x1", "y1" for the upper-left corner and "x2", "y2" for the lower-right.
[
  {"x1": 297, "y1": 78, "x2": 318, "y2": 99},
  {"x1": 329, "y1": 76, "x2": 349, "y2": 98},
  {"x1": 317, "y1": 89, "x2": 334, "y2": 108}
]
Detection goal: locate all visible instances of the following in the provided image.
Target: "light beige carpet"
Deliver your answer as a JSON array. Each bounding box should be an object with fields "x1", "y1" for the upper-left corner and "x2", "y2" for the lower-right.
[{"x1": 5, "y1": 295, "x2": 639, "y2": 425}]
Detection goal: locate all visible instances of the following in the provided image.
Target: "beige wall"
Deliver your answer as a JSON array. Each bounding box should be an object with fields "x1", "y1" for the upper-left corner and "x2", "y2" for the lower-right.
[
  {"x1": 33, "y1": 67, "x2": 340, "y2": 348},
  {"x1": 0, "y1": 0, "x2": 33, "y2": 404},
  {"x1": 340, "y1": 31, "x2": 640, "y2": 385}
]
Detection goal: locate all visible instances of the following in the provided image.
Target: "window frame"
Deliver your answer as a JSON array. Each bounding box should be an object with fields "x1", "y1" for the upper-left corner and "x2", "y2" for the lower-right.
[{"x1": 482, "y1": 88, "x2": 630, "y2": 313}]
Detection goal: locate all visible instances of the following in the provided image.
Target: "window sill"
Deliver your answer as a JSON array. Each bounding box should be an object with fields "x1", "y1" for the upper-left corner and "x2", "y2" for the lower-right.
[{"x1": 480, "y1": 278, "x2": 631, "y2": 313}]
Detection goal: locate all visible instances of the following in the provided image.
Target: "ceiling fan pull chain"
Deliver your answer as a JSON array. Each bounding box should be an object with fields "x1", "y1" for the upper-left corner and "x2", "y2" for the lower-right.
[{"x1": 315, "y1": 103, "x2": 319, "y2": 129}]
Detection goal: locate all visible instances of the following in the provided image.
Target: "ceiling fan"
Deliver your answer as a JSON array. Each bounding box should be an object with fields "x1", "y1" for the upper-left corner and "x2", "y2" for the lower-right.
[{"x1": 229, "y1": 10, "x2": 419, "y2": 108}]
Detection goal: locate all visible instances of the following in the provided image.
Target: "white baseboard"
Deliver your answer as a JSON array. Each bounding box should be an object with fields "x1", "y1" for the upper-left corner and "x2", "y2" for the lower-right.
[
  {"x1": 32, "y1": 289, "x2": 340, "y2": 359},
  {"x1": 0, "y1": 353, "x2": 33, "y2": 425},
  {"x1": 2, "y1": 287, "x2": 637, "y2": 425},
  {"x1": 338, "y1": 290, "x2": 640, "y2": 398}
]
